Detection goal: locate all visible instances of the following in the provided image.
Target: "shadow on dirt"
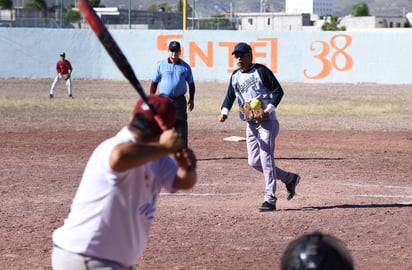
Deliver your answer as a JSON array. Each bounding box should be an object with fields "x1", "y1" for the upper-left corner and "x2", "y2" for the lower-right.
[{"x1": 283, "y1": 203, "x2": 412, "y2": 211}]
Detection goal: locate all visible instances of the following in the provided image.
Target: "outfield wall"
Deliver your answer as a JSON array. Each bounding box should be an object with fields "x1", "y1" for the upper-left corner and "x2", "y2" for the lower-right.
[{"x1": 1, "y1": 28, "x2": 411, "y2": 84}]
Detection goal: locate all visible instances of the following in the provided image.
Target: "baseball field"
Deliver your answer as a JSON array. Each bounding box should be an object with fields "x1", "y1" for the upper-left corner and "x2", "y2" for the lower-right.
[{"x1": 1, "y1": 79, "x2": 411, "y2": 269}]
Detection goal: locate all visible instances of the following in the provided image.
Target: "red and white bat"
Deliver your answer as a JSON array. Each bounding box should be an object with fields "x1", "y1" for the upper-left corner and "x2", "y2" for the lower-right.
[{"x1": 77, "y1": 0, "x2": 167, "y2": 130}]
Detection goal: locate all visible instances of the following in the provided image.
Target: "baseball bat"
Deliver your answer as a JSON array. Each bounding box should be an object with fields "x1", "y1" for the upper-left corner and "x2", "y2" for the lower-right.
[{"x1": 77, "y1": 0, "x2": 167, "y2": 131}]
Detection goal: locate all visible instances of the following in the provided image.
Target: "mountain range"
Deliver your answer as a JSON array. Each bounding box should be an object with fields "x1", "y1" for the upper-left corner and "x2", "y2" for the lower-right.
[{"x1": 97, "y1": 0, "x2": 412, "y2": 18}]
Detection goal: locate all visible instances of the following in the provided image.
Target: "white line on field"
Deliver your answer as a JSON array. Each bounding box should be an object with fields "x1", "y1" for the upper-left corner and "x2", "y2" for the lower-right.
[{"x1": 315, "y1": 182, "x2": 412, "y2": 190}]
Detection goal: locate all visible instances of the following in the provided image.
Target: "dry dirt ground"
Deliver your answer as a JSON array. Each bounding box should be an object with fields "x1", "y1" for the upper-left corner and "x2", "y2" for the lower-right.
[{"x1": 1, "y1": 79, "x2": 411, "y2": 270}]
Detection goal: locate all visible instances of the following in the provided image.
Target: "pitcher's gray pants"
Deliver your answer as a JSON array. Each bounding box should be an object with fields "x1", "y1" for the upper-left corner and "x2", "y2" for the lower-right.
[{"x1": 246, "y1": 119, "x2": 294, "y2": 205}]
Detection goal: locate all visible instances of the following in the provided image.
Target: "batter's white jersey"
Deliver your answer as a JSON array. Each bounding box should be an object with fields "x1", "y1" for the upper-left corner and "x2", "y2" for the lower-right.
[{"x1": 52, "y1": 127, "x2": 178, "y2": 266}]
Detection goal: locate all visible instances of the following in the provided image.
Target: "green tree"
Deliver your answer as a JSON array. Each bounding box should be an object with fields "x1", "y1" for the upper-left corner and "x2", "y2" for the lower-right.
[
  {"x1": 177, "y1": 0, "x2": 193, "y2": 14},
  {"x1": 177, "y1": 0, "x2": 183, "y2": 11},
  {"x1": 90, "y1": 0, "x2": 101, "y2": 7},
  {"x1": 24, "y1": 0, "x2": 53, "y2": 24},
  {"x1": 0, "y1": 0, "x2": 13, "y2": 25},
  {"x1": 64, "y1": 7, "x2": 81, "y2": 24},
  {"x1": 147, "y1": 3, "x2": 173, "y2": 12},
  {"x1": 321, "y1": 16, "x2": 346, "y2": 31},
  {"x1": 351, "y1": 2, "x2": 370, "y2": 16},
  {"x1": 147, "y1": 2, "x2": 191, "y2": 13},
  {"x1": 199, "y1": 15, "x2": 234, "y2": 30},
  {"x1": 0, "y1": 0, "x2": 12, "y2": 10}
]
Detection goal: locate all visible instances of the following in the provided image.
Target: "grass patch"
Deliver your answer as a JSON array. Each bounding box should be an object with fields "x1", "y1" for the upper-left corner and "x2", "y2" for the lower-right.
[
  {"x1": 278, "y1": 102, "x2": 411, "y2": 116},
  {"x1": 0, "y1": 97, "x2": 135, "y2": 112}
]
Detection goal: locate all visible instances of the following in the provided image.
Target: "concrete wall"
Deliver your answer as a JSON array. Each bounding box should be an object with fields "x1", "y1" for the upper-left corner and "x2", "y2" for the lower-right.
[{"x1": 1, "y1": 28, "x2": 411, "y2": 84}]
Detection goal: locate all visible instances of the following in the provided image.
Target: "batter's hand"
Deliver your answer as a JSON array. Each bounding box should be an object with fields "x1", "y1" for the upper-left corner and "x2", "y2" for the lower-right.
[
  {"x1": 174, "y1": 148, "x2": 197, "y2": 171},
  {"x1": 159, "y1": 129, "x2": 184, "y2": 153},
  {"x1": 218, "y1": 114, "x2": 227, "y2": 122}
]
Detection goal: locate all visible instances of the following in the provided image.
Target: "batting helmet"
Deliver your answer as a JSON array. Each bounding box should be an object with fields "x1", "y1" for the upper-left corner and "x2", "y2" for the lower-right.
[
  {"x1": 130, "y1": 94, "x2": 176, "y2": 137},
  {"x1": 281, "y1": 231, "x2": 354, "y2": 270}
]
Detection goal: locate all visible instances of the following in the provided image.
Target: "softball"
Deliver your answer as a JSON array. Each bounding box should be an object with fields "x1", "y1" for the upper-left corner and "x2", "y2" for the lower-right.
[{"x1": 250, "y1": 98, "x2": 262, "y2": 110}]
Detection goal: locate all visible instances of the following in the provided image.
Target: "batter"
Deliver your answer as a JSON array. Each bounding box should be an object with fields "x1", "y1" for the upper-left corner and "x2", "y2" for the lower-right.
[{"x1": 51, "y1": 95, "x2": 197, "y2": 269}]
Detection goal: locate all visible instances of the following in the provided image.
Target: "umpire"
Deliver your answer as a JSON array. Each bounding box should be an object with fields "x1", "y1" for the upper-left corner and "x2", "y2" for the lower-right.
[{"x1": 150, "y1": 41, "x2": 196, "y2": 148}]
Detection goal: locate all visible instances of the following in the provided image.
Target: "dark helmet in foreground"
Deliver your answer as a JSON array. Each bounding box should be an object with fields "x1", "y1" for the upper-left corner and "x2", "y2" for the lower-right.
[{"x1": 281, "y1": 231, "x2": 354, "y2": 270}]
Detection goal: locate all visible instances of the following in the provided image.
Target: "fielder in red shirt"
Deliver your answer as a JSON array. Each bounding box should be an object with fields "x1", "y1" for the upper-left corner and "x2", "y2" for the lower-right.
[{"x1": 49, "y1": 52, "x2": 73, "y2": 98}]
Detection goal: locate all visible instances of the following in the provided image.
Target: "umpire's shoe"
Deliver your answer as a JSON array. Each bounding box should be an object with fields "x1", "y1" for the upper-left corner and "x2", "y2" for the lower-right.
[{"x1": 286, "y1": 174, "x2": 301, "y2": 200}]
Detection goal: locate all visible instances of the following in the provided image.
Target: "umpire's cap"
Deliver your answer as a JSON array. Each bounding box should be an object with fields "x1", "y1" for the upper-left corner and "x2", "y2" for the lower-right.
[
  {"x1": 168, "y1": 41, "x2": 181, "y2": 52},
  {"x1": 130, "y1": 94, "x2": 176, "y2": 137},
  {"x1": 281, "y1": 231, "x2": 354, "y2": 270}
]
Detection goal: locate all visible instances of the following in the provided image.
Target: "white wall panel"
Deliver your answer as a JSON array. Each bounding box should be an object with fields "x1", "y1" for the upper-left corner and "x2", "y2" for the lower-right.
[{"x1": 0, "y1": 29, "x2": 411, "y2": 84}]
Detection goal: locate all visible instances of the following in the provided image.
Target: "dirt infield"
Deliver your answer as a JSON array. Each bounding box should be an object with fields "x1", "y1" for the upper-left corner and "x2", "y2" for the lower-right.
[{"x1": 1, "y1": 79, "x2": 411, "y2": 269}]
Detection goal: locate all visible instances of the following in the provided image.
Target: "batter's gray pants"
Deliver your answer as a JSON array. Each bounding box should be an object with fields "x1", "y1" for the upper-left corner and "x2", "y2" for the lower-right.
[
  {"x1": 52, "y1": 245, "x2": 135, "y2": 270},
  {"x1": 246, "y1": 119, "x2": 294, "y2": 205}
]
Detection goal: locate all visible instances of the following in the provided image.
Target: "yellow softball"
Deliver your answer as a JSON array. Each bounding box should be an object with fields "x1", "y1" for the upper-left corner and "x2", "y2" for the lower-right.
[{"x1": 250, "y1": 98, "x2": 262, "y2": 110}]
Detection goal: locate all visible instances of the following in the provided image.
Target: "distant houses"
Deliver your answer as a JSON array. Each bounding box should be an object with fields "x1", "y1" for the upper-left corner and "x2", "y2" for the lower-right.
[{"x1": 1, "y1": 0, "x2": 411, "y2": 31}]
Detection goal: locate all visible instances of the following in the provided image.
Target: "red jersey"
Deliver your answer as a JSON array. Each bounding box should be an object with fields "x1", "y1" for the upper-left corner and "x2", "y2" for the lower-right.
[{"x1": 56, "y1": 60, "x2": 72, "y2": 75}]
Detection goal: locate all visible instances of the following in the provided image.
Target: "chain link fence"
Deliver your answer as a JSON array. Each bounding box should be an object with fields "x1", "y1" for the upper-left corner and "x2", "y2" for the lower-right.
[{"x1": 0, "y1": 8, "x2": 239, "y2": 30}]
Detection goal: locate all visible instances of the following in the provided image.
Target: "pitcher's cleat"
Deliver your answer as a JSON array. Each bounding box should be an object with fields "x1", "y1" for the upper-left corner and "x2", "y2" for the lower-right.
[
  {"x1": 259, "y1": 201, "x2": 276, "y2": 212},
  {"x1": 286, "y1": 174, "x2": 301, "y2": 200}
]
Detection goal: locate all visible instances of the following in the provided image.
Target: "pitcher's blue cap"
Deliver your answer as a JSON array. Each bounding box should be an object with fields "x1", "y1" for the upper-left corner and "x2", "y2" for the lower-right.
[{"x1": 232, "y1": 42, "x2": 252, "y2": 55}]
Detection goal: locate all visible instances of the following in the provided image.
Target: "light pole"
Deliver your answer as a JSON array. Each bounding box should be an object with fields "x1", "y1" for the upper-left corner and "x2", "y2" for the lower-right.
[
  {"x1": 60, "y1": 0, "x2": 63, "y2": 28},
  {"x1": 183, "y1": 0, "x2": 187, "y2": 30},
  {"x1": 128, "y1": 0, "x2": 131, "y2": 29},
  {"x1": 191, "y1": 0, "x2": 195, "y2": 29}
]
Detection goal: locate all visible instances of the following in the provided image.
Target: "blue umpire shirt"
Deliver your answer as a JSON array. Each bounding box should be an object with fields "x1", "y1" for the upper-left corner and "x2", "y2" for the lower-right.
[{"x1": 152, "y1": 58, "x2": 194, "y2": 97}]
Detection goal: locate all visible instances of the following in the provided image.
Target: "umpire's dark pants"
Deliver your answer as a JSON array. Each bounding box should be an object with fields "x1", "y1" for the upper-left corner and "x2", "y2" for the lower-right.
[{"x1": 169, "y1": 95, "x2": 188, "y2": 148}]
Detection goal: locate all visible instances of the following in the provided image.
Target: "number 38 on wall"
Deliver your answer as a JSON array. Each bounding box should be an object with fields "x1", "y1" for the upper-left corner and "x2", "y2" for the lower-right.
[{"x1": 304, "y1": 34, "x2": 353, "y2": 80}]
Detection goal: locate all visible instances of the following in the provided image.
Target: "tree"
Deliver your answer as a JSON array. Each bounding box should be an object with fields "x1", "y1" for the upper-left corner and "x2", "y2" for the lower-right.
[
  {"x1": 177, "y1": 0, "x2": 193, "y2": 15},
  {"x1": 64, "y1": 7, "x2": 81, "y2": 25},
  {"x1": 0, "y1": 0, "x2": 12, "y2": 10},
  {"x1": 147, "y1": 2, "x2": 173, "y2": 12},
  {"x1": 90, "y1": 0, "x2": 104, "y2": 8},
  {"x1": 0, "y1": 0, "x2": 13, "y2": 24},
  {"x1": 0, "y1": 0, "x2": 13, "y2": 10},
  {"x1": 199, "y1": 14, "x2": 235, "y2": 30},
  {"x1": 147, "y1": 2, "x2": 192, "y2": 14},
  {"x1": 321, "y1": 16, "x2": 346, "y2": 31},
  {"x1": 351, "y1": 2, "x2": 370, "y2": 16},
  {"x1": 24, "y1": 0, "x2": 53, "y2": 25}
]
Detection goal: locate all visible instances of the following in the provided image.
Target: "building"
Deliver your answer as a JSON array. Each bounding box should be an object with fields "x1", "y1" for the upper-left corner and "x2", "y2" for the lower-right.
[
  {"x1": 339, "y1": 15, "x2": 411, "y2": 30},
  {"x1": 237, "y1": 12, "x2": 312, "y2": 31},
  {"x1": 286, "y1": 0, "x2": 333, "y2": 20}
]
